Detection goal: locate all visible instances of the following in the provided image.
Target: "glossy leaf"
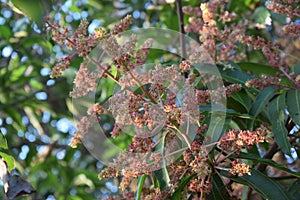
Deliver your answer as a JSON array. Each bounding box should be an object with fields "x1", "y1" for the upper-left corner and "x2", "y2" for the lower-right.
[
  {"x1": 249, "y1": 86, "x2": 276, "y2": 117},
  {"x1": 268, "y1": 93, "x2": 291, "y2": 155},
  {"x1": 221, "y1": 169, "x2": 292, "y2": 200},
  {"x1": 286, "y1": 90, "x2": 300, "y2": 125},
  {"x1": 247, "y1": 86, "x2": 276, "y2": 129}
]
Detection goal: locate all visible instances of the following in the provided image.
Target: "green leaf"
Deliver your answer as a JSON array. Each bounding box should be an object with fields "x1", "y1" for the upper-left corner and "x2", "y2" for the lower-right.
[
  {"x1": 172, "y1": 174, "x2": 196, "y2": 200},
  {"x1": 11, "y1": 0, "x2": 52, "y2": 28},
  {"x1": 0, "y1": 132, "x2": 8, "y2": 150},
  {"x1": 229, "y1": 0, "x2": 258, "y2": 14},
  {"x1": 251, "y1": 7, "x2": 271, "y2": 25},
  {"x1": 248, "y1": 86, "x2": 276, "y2": 129},
  {"x1": 230, "y1": 90, "x2": 251, "y2": 112},
  {"x1": 249, "y1": 86, "x2": 276, "y2": 117},
  {"x1": 268, "y1": 93, "x2": 291, "y2": 155},
  {"x1": 237, "y1": 62, "x2": 294, "y2": 86},
  {"x1": 207, "y1": 173, "x2": 230, "y2": 200},
  {"x1": 0, "y1": 152, "x2": 15, "y2": 171},
  {"x1": 205, "y1": 116, "x2": 226, "y2": 146},
  {"x1": 221, "y1": 169, "x2": 293, "y2": 200},
  {"x1": 286, "y1": 90, "x2": 300, "y2": 125},
  {"x1": 0, "y1": 25, "x2": 12, "y2": 39},
  {"x1": 153, "y1": 132, "x2": 170, "y2": 190},
  {"x1": 236, "y1": 153, "x2": 300, "y2": 178},
  {"x1": 135, "y1": 175, "x2": 146, "y2": 200}
]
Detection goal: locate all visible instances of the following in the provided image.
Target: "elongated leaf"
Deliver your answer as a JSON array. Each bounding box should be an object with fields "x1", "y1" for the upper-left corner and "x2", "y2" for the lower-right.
[
  {"x1": 247, "y1": 86, "x2": 276, "y2": 129},
  {"x1": 250, "y1": 86, "x2": 276, "y2": 117},
  {"x1": 286, "y1": 90, "x2": 300, "y2": 125},
  {"x1": 205, "y1": 116, "x2": 226, "y2": 147},
  {"x1": 207, "y1": 173, "x2": 230, "y2": 200},
  {"x1": 135, "y1": 175, "x2": 146, "y2": 200},
  {"x1": 221, "y1": 169, "x2": 292, "y2": 200},
  {"x1": 172, "y1": 174, "x2": 196, "y2": 200},
  {"x1": 153, "y1": 132, "x2": 170, "y2": 190},
  {"x1": 235, "y1": 153, "x2": 300, "y2": 178},
  {"x1": 237, "y1": 62, "x2": 294, "y2": 86},
  {"x1": 268, "y1": 93, "x2": 291, "y2": 155},
  {"x1": 0, "y1": 132, "x2": 8, "y2": 150},
  {"x1": 230, "y1": 90, "x2": 251, "y2": 112},
  {"x1": 11, "y1": 0, "x2": 52, "y2": 28}
]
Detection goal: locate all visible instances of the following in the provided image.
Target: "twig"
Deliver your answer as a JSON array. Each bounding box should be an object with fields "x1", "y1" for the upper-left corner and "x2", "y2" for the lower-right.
[{"x1": 176, "y1": 0, "x2": 187, "y2": 59}]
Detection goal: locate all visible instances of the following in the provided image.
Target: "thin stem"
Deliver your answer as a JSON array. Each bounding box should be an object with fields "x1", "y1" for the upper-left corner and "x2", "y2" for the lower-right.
[{"x1": 176, "y1": 0, "x2": 187, "y2": 59}]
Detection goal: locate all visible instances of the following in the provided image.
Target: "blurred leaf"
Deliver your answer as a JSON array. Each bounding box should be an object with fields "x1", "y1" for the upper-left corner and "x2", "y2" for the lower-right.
[
  {"x1": 23, "y1": 36, "x2": 53, "y2": 55},
  {"x1": 10, "y1": 65, "x2": 27, "y2": 82},
  {"x1": 286, "y1": 90, "x2": 300, "y2": 125},
  {"x1": 11, "y1": 0, "x2": 52, "y2": 28},
  {"x1": 0, "y1": 25, "x2": 12, "y2": 39},
  {"x1": 229, "y1": 0, "x2": 258, "y2": 14},
  {"x1": 221, "y1": 169, "x2": 292, "y2": 200},
  {"x1": 0, "y1": 152, "x2": 15, "y2": 171},
  {"x1": 268, "y1": 93, "x2": 291, "y2": 155},
  {"x1": 29, "y1": 79, "x2": 43, "y2": 90},
  {"x1": 3, "y1": 107, "x2": 24, "y2": 130},
  {"x1": 0, "y1": 132, "x2": 8, "y2": 150},
  {"x1": 251, "y1": 7, "x2": 270, "y2": 25}
]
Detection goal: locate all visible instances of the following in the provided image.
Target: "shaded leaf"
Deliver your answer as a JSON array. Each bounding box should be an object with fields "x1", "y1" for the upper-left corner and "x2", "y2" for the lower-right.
[
  {"x1": 286, "y1": 90, "x2": 300, "y2": 125},
  {"x1": 135, "y1": 175, "x2": 146, "y2": 200},
  {"x1": 268, "y1": 93, "x2": 291, "y2": 155},
  {"x1": 221, "y1": 169, "x2": 292, "y2": 200},
  {"x1": 207, "y1": 173, "x2": 230, "y2": 200},
  {"x1": 172, "y1": 174, "x2": 196, "y2": 200},
  {"x1": 0, "y1": 25, "x2": 12, "y2": 39},
  {"x1": 230, "y1": 90, "x2": 251, "y2": 112},
  {"x1": 237, "y1": 62, "x2": 294, "y2": 86},
  {"x1": 11, "y1": 0, "x2": 52, "y2": 28},
  {"x1": 6, "y1": 175, "x2": 36, "y2": 200}
]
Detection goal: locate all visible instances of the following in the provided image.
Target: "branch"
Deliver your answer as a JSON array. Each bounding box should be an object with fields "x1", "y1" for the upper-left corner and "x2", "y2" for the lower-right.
[{"x1": 176, "y1": 0, "x2": 186, "y2": 59}]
